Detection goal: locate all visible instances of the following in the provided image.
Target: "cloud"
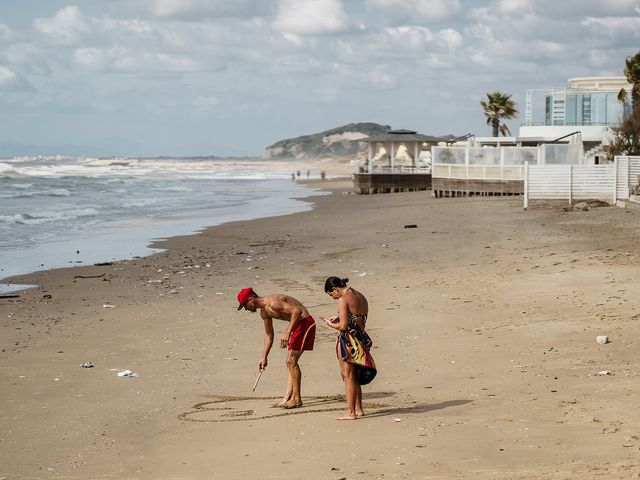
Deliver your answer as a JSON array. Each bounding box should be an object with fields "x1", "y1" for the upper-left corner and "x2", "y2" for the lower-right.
[
  {"x1": 367, "y1": 0, "x2": 462, "y2": 23},
  {"x1": 534, "y1": 0, "x2": 639, "y2": 16},
  {"x1": 496, "y1": 0, "x2": 533, "y2": 15},
  {"x1": 337, "y1": 24, "x2": 462, "y2": 67},
  {"x1": 74, "y1": 46, "x2": 200, "y2": 72},
  {"x1": 0, "y1": 23, "x2": 14, "y2": 42},
  {"x1": 383, "y1": 25, "x2": 462, "y2": 51},
  {"x1": 30, "y1": 6, "x2": 245, "y2": 74},
  {"x1": 364, "y1": 67, "x2": 396, "y2": 89},
  {"x1": 438, "y1": 28, "x2": 463, "y2": 49},
  {"x1": 582, "y1": 15, "x2": 640, "y2": 39},
  {"x1": 33, "y1": 5, "x2": 91, "y2": 45},
  {"x1": 0, "y1": 65, "x2": 34, "y2": 92},
  {"x1": 491, "y1": 0, "x2": 639, "y2": 17},
  {"x1": 193, "y1": 95, "x2": 219, "y2": 109},
  {"x1": 149, "y1": 0, "x2": 274, "y2": 20},
  {"x1": 273, "y1": 0, "x2": 349, "y2": 35},
  {"x1": 3, "y1": 43, "x2": 51, "y2": 75}
]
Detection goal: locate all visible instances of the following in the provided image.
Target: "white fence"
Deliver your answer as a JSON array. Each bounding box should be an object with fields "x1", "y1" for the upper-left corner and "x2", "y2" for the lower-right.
[
  {"x1": 522, "y1": 155, "x2": 640, "y2": 207},
  {"x1": 616, "y1": 156, "x2": 640, "y2": 198},
  {"x1": 523, "y1": 163, "x2": 616, "y2": 208}
]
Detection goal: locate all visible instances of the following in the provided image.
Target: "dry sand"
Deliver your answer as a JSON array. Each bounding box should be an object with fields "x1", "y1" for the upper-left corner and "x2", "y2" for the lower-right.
[{"x1": 3, "y1": 179, "x2": 640, "y2": 479}]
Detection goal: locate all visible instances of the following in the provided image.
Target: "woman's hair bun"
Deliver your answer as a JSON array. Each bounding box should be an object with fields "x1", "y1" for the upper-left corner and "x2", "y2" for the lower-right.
[{"x1": 324, "y1": 276, "x2": 349, "y2": 292}]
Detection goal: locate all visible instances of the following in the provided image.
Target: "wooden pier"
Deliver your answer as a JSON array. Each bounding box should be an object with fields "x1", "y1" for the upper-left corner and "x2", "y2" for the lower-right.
[
  {"x1": 432, "y1": 178, "x2": 523, "y2": 198},
  {"x1": 353, "y1": 173, "x2": 432, "y2": 194}
]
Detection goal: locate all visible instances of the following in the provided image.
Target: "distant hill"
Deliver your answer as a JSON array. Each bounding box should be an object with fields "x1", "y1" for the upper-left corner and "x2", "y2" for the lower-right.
[{"x1": 262, "y1": 122, "x2": 391, "y2": 160}]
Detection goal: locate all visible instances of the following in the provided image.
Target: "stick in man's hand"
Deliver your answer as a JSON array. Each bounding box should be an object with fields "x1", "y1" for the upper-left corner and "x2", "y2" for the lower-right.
[{"x1": 252, "y1": 368, "x2": 264, "y2": 392}]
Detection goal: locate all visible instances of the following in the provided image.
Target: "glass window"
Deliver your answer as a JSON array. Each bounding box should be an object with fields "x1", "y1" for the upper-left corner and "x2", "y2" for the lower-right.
[
  {"x1": 591, "y1": 93, "x2": 606, "y2": 124},
  {"x1": 565, "y1": 95, "x2": 577, "y2": 125},
  {"x1": 581, "y1": 94, "x2": 591, "y2": 124},
  {"x1": 545, "y1": 95, "x2": 552, "y2": 125},
  {"x1": 576, "y1": 94, "x2": 583, "y2": 124},
  {"x1": 606, "y1": 92, "x2": 623, "y2": 125}
]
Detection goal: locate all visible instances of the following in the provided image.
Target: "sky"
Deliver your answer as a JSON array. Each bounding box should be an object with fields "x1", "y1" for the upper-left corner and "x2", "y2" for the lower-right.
[{"x1": 0, "y1": 0, "x2": 639, "y2": 157}]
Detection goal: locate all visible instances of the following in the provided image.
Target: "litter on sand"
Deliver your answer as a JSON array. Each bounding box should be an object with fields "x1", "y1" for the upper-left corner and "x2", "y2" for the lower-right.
[
  {"x1": 80, "y1": 361, "x2": 94, "y2": 368},
  {"x1": 117, "y1": 369, "x2": 138, "y2": 377}
]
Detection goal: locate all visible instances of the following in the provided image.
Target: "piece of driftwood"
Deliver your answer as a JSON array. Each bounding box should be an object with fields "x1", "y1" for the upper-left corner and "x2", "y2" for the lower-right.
[
  {"x1": 0, "y1": 294, "x2": 20, "y2": 299},
  {"x1": 73, "y1": 273, "x2": 106, "y2": 279}
]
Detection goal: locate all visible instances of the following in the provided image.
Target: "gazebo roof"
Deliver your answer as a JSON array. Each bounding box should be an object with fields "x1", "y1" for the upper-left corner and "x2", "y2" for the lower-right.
[{"x1": 361, "y1": 129, "x2": 444, "y2": 143}]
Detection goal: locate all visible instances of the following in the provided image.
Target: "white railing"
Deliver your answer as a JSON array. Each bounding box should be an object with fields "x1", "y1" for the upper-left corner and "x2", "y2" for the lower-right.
[
  {"x1": 365, "y1": 165, "x2": 431, "y2": 174},
  {"x1": 432, "y1": 145, "x2": 581, "y2": 181},
  {"x1": 432, "y1": 164, "x2": 525, "y2": 180}
]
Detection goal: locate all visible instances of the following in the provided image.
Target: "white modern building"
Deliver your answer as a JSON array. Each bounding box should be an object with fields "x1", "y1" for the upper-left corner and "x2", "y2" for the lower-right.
[{"x1": 520, "y1": 76, "x2": 633, "y2": 162}]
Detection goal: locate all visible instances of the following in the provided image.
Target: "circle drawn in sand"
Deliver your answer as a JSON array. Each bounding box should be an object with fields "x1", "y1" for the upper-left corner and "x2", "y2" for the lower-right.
[{"x1": 178, "y1": 395, "x2": 390, "y2": 423}]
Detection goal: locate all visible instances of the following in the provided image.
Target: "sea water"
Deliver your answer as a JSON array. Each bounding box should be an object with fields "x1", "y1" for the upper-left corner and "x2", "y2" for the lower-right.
[{"x1": 0, "y1": 156, "x2": 326, "y2": 293}]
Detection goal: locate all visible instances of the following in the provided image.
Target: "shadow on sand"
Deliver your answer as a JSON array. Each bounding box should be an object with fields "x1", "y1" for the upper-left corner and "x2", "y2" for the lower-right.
[{"x1": 363, "y1": 399, "x2": 472, "y2": 418}]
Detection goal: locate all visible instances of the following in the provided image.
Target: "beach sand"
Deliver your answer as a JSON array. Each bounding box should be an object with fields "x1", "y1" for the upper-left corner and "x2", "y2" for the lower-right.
[{"x1": 3, "y1": 179, "x2": 640, "y2": 479}]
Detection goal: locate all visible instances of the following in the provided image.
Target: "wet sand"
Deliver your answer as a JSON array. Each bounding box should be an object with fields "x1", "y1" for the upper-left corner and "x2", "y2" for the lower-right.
[{"x1": 2, "y1": 179, "x2": 640, "y2": 479}]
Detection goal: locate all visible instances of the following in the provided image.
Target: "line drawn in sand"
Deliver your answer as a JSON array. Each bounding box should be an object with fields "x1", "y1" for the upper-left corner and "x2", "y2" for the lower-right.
[{"x1": 178, "y1": 395, "x2": 391, "y2": 423}]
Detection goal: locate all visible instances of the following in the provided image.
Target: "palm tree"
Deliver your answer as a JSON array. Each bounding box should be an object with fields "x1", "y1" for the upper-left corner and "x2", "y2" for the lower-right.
[
  {"x1": 609, "y1": 50, "x2": 640, "y2": 159},
  {"x1": 480, "y1": 91, "x2": 518, "y2": 137},
  {"x1": 617, "y1": 50, "x2": 640, "y2": 117}
]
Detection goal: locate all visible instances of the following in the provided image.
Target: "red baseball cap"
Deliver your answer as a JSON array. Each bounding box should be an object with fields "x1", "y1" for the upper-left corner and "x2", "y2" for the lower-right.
[{"x1": 237, "y1": 287, "x2": 256, "y2": 310}]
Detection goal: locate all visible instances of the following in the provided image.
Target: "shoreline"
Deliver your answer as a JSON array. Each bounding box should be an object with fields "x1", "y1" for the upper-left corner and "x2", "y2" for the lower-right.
[
  {"x1": 3, "y1": 181, "x2": 640, "y2": 479},
  {"x1": 0, "y1": 177, "x2": 346, "y2": 294}
]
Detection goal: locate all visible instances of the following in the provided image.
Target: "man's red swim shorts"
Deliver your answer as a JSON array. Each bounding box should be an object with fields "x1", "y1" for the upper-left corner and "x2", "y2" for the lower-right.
[{"x1": 288, "y1": 315, "x2": 316, "y2": 351}]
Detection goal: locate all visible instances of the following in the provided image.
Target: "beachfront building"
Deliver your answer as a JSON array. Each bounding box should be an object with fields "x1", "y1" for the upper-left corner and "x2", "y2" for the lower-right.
[
  {"x1": 353, "y1": 129, "x2": 443, "y2": 193},
  {"x1": 521, "y1": 76, "x2": 632, "y2": 163},
  {"x1": 430, "y1": 76, "x2": 635, "y2": 198}
]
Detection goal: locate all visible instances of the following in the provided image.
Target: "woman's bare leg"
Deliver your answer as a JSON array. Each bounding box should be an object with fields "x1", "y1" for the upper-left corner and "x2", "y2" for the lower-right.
[
  {"x1": 355, "y1": 384, "x2": 364, "y2": 417},
  {"x1": 336, "y1": 360, "x2": 357, "y2": 420}
]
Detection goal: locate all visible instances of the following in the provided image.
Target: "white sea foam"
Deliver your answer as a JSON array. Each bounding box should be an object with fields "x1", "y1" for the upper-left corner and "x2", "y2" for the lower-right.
[
  {"x1": 12, "y1": 183, "x2": 34, "y2": 189},
  {"x1": 121, "y1": 199, "x2": 162, "y2": 208},
  {"x1": 0, "y1": 162, "x2": 17, "y2": 176},
  {"x1": 4, "y1": 158, "x2": 292, "y2": 179},
  {"x1": 1, "y1": 188, "x2": 72, "y2": 199},
  {"x1": 0, "y1": 208, "x2": 98, "y2": 225}
]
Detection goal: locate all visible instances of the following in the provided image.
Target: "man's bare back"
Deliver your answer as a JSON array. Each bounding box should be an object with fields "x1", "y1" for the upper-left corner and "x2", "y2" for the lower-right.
[{"x1": 258, "y1": 294, "x2": 310, "y2": 321}]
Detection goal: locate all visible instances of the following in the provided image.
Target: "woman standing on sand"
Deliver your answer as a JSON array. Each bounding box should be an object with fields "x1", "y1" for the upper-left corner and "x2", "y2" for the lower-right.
[{"x1": 322, "y1": 276, "x2": 377, "y2": 420}]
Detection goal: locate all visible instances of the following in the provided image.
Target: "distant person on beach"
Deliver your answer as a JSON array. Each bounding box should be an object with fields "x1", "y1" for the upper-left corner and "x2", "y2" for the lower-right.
[
  {"x1": 237, "y1": 287, "x2": 316, "y2": 409},
  {"x1": 321, "y1": 277, "x2": 376, "y2": 420}
]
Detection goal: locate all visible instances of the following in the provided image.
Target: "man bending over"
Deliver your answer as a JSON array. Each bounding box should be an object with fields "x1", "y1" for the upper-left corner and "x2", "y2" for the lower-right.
[{"x1": 237, "y1": 287, "x2": 316, "y2": 409}]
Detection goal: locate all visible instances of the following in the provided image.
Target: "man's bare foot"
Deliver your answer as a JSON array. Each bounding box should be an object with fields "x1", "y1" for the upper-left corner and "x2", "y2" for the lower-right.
[
  {"x1": 283, "y1": 401, "x2": 303, "y2": 409},
  {"x1": 336, "y1": 413, "x2": 357, "y2": 420},
  {"x1": 355, "y1": 410, "x2": 365, "y2": 417},
  {"x1": 271, "y1": 400, "x2": 288, "y2": 408}
]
